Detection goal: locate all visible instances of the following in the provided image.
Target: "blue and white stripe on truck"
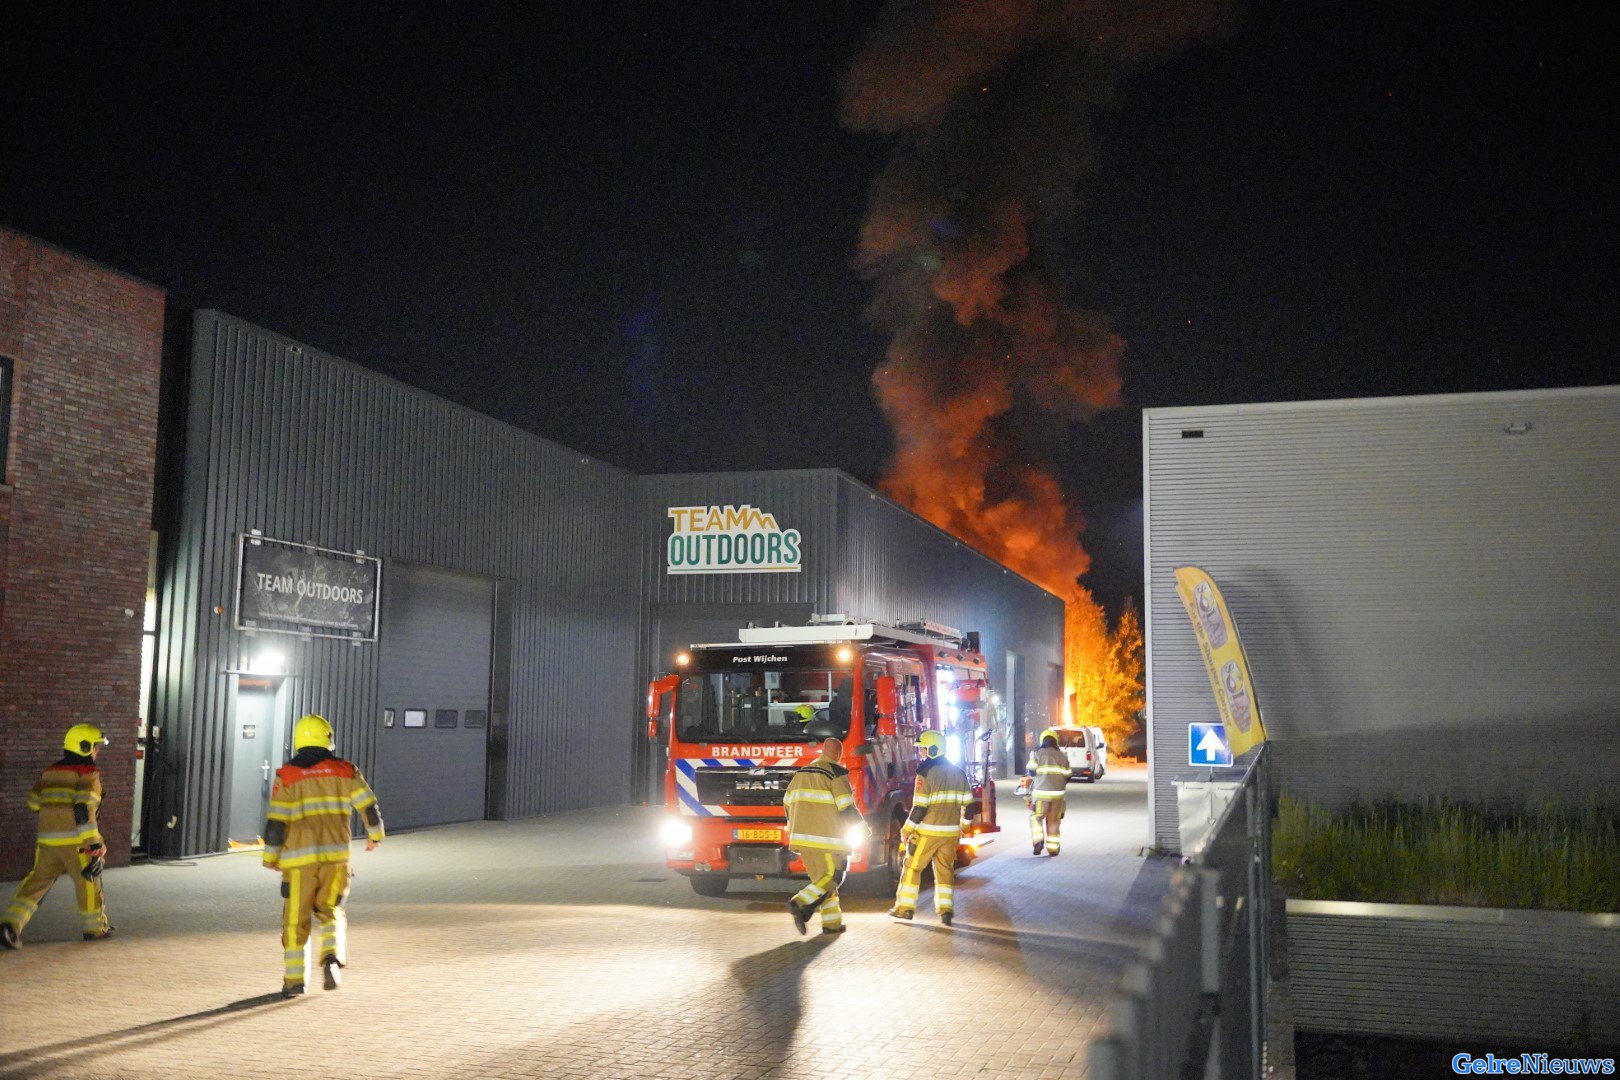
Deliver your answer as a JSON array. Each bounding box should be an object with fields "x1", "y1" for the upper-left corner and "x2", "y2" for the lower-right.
[{"x1": 673, "y1": 757, "x2": 796, "y2": 817}]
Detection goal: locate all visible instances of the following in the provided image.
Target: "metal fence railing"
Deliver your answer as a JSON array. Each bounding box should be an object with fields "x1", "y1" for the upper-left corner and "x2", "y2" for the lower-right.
[{"x1": 1091, "y1": 745, "x2": 1274, "y2": 1080}]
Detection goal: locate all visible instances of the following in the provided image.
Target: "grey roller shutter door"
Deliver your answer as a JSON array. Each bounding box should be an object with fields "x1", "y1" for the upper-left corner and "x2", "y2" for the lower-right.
[{"x1": 375, "y1": 563, "x2": 493, "y2": 830}]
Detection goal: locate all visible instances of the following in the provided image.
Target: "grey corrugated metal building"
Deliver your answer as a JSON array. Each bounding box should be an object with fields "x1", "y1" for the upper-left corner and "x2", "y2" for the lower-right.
[
  {"x1": 147, "y1": 310, "x2": 642, "y2": 856},
  {"x1": 636, "y1": 470, "x2": 1066, "y2": 793},
  {"x1": 147, "y1": 311, "x2": 1064, "y2": 855},
  {"x1": 1143, "y1": 385, "x2": 1620, "y2": 853}
]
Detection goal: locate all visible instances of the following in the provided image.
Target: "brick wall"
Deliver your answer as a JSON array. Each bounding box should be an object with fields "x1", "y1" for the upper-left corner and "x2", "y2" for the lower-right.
[{"x1": 0, "y1": 229, "x2": 163, "y2": 881}]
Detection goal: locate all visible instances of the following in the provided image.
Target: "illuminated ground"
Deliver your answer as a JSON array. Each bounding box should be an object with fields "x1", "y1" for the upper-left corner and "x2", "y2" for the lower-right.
[{"x1": 0, "y1": 768, "x2": 1169, "y2": 1079}]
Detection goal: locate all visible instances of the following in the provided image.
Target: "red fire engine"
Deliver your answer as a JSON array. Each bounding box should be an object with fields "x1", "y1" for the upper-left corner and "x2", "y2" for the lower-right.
[{"x1": 646, "y1": 617, "x2": 999, "y2": 896}]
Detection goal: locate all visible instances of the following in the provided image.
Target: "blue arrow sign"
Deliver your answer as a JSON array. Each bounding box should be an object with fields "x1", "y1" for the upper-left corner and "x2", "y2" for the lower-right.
[{"x1": 1189, "y1": 723, "x2": 1233, "y2": 767}]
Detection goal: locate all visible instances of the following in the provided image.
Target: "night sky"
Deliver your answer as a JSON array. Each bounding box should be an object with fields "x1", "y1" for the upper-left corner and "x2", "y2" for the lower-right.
[{"x1": 4, "y1": 2, "x2": 1614, "y2": 615}]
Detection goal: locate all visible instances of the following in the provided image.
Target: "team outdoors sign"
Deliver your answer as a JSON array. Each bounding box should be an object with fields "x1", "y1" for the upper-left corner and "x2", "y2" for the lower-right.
[
  {"x1": 236, "y1": 534, "x2": 381, "y2": 640},
  {"x1": 666, "y1": 504, "x2": 802, "y2": 575}
]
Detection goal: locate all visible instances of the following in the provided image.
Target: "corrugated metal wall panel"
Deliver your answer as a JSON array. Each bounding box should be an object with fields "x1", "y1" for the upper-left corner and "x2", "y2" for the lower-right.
[
  {"x1": 638, "y1": 470, "x2": 840, "y2": 609},
  {"x1": 1144, "y1": 387, "x2": 1620, "y2": 853},
  {"x1": 1288, "y1": 901, "x2": 1620, "y2": 1043},
  {"x1": 150, "y1": 311, "x2": 641, "y2": 856}
]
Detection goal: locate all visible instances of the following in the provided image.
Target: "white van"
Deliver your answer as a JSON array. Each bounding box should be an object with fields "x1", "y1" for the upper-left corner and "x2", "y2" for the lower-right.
[{"x1": 1050, "y1": 726, "x2": 1108, "y2": 782}]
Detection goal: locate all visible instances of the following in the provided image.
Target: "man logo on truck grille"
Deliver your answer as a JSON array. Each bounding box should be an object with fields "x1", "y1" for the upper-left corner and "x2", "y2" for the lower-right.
[{"x1": 666, "y1": 504, "x2": 802, "y2": 575}]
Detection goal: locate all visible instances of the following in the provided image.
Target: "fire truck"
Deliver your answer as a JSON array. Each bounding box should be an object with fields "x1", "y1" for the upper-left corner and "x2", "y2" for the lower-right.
[{"x1": 646, "y1": 616, "x2": 999, "y2": 896}]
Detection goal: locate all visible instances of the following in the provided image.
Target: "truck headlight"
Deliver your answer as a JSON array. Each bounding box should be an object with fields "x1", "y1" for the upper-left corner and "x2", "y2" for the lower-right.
[{"x1": 661, "y1": 820, "x2": 694, "y2": 847}]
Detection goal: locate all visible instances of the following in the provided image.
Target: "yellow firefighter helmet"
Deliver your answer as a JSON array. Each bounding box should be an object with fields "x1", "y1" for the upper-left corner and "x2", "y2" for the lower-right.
[
  {"x1": 293, "y1": 713, "x2": 335, "y2": 751},
  {"x1": 64, "y1": 723, "x2": 109, "y2": 755},
  {"x1": 1039, "y1": 727, "x2": 1059, "y2": 747},
  {"x1": 794, "y1": 704, "x2": 816, "y2": 723},
  {"x1": 915, "y1": 730, "x2": 946, "y2": 760}
]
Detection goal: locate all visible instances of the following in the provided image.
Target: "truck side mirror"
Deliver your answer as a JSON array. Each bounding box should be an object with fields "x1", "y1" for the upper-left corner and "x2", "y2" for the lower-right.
[
  {"x1": 646, "y1": 674, "x2": 679, "y2": 720},
  {"x1": 875, "y1": 675, "x2": 898, "y2": 737},
  {"x1": 646, "y1": 674, "x2": 679, "y2": 741}
]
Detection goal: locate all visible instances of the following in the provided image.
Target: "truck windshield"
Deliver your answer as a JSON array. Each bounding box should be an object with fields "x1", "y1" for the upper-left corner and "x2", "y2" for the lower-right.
[{"x1": 676, "y1": 669, "x2": 854, "y2": 743}]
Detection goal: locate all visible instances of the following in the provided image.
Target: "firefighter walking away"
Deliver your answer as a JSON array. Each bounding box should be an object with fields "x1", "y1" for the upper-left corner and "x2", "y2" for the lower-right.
[
  {"x1": 2, "y1": 724, "x2": 115, "y2": 949},
  {"x1": 888, "y1": 730, "x2": 972, "y2": 926},
  {"x1": 1025, "y1": 729, "x2": 1070, "y2": 856},
  {"x1": 784, "y1": 737, "x2": 865, "y2": 935},
  {"x1": 263, "y1": 714, "x2": 385, "y2": 997}
]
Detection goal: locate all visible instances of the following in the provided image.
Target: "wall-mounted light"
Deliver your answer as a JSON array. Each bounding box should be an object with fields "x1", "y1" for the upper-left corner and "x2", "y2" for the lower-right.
[
  {"x1": 248, "y1": 650, "x2": 286, "y2": 676},
  {"x1": 674, "y1": 652, "x2": 691, "y2": 668},
  {"x1": 1504, "y1": 419, "x2": 1532, "y2": 435}
]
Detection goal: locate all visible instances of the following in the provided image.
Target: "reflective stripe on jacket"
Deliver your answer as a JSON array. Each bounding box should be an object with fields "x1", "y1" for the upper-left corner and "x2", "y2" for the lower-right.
[
  {"x1": 263, "y1": 756, "x2": 384, "y2": 868},
  {"x1": 785, "y1": 757, "x2": 856, "y2": 853},
  {"x1": 907, "y1": 759, "x2": 971, "y2": 838},
  {"x1": 28, "y1": 763, "x2": 103, "y2": 847},
  {"x1": 1027, "y1": 746, "x2": 1069, "y2": 800}
]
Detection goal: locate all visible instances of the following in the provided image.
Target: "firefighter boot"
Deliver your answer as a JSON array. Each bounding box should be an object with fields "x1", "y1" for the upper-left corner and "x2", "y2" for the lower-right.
[
  {"x1": 886, "y1": 906, "x2": 913, "y2": 920},
  {"x1": 0, "y1": 923, "x2": 18, "y2": 950},
  {"x1": 83, "y1": 926, "x2": 116, "y2": 942},
  {"x1": 322, "y1": 956, "x2": 343, "y2": 991},
  {"x1": 940, "y1": 910, "x2": 954, "y2": 927},
  {"x1": 788, "y1": 900, "x2": 810, "y2": 936},
  {"x1": 1041, "y1": 801, "x2": 1064, "y2": 857},
  {"x1": 281, "y1": 982, "x2": 306, "y2": 999}
]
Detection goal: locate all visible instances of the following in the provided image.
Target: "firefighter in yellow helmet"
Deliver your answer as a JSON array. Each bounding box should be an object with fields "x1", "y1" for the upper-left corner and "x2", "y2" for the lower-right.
[
  {"x1": 784, "y1": 737, "x2": 865, "y2": 935},
  {"x1": 1026, "y1": 729, "x2": 1070, "y2": 856},
  {"x1": 2, "y1": 724, "x2": 114, "y2": 949},
  {"x1": 263, "y1": 714, "x2": 385, "y2": 997},
  {"x1": 889, "y1": 729, "x2": 972, "y2": 926}
]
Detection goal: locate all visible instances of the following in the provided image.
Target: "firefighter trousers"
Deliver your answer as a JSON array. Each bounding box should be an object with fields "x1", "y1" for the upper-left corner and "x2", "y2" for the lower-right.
[
  {"x1": 281, "y1": 862, "x2": 351, "y2": 989},
  {"x1": 894, "y1": 833, "x2": 957, "y2": 915},
  {"x1": 3, "y1": 843, "x2": 108, "y2": 937},
  {"x1": 1029, "y1": 796, "x2": 1065, "y2": 854},
  {"x1": 789, "y1": 850, "x2": 846, "y2": 930}
]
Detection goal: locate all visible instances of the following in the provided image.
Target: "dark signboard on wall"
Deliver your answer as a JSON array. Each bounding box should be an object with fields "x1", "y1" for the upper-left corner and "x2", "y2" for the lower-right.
[{"x1": 236, "y1": 535, "x2": 381, "y2": 640}]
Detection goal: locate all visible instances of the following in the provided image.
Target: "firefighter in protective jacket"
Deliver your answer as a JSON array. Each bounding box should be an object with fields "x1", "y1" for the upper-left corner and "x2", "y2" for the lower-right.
[
  {"x1": 263, "y1": 714, "x2": 384, "y2": 997},
  {"x1": 888, "y1": 730, "x2": 972, "y2": 926},
  {"x1": 1027, "y1": 729, "x2": 1070, "y2": 856},
  {"x1": 2, "y1": 724, "x2": 114, "y2": 949},
  {"x1": 784, "y1": 737, "x2": 864, "y2": 935}
]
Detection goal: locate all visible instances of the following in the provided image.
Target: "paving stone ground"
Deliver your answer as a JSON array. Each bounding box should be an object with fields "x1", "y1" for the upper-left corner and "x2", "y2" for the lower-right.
[{"x1": 0, "y1": 769, "x2": 1172, "y2": 1080}]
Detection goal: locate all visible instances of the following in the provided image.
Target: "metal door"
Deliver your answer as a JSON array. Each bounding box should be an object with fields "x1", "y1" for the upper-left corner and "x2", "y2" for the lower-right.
[
  {"x1": 227, "y1": 677, "x2": 285, "y2": 844},
  {"x1": 374, "y1": 563, "x2": 493, "y2": 830}
]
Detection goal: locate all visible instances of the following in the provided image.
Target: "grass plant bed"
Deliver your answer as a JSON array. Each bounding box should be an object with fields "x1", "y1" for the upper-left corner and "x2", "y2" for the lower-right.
[{"x1": 1273, "y1": 796, "x2": 1620, "y2": 912}]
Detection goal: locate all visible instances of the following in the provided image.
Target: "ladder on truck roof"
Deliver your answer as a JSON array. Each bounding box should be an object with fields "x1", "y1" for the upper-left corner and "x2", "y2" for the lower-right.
[{"x1": 722, "y1": 614, "x2": 970, "y2": 649}]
